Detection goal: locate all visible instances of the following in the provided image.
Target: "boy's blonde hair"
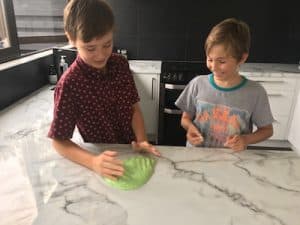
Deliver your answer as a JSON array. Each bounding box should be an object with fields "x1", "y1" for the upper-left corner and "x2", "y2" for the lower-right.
[
  {"x1": 205, "y1": 18, "x2": 250, "y2": 61},
  {"x1": 64, "y1": 0, "x2": 114, "y2": 42}
]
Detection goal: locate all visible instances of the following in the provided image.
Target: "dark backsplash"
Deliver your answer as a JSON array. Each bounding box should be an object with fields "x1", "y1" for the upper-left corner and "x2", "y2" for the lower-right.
[{"x1": 108, "y1": 0, "x2": 300, "y2": 64}]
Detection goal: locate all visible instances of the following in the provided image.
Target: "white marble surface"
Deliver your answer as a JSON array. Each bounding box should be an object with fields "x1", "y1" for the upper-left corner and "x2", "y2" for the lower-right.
[
  {"x1": 1, "y1": 86, "x2": 300, "y2": 225},
  {"x1": 241, "y1": 63, "x2": 300, "y2": 74}
]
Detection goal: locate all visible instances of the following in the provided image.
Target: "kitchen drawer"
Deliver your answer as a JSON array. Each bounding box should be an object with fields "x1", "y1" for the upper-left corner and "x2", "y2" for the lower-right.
[
  {"x1": 246, "y1": 76, "x2": 297, "y2": 92},
  {"x1": 253, "y1": 115, "x2": 289, "y2": 140},
  {"x1": 268, "y1": 91, "x2": 294, "y2": 116}
]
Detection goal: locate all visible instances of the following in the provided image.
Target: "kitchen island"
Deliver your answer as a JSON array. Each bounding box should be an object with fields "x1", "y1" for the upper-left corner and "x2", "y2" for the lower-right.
[{"x1": 1, "y1": 86, "x2": 300, "y2": 225}]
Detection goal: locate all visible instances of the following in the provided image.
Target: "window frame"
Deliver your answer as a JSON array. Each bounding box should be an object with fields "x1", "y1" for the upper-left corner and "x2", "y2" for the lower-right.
[{"x1": 0, "y1": 0, "x2": 20, "y2": 63}]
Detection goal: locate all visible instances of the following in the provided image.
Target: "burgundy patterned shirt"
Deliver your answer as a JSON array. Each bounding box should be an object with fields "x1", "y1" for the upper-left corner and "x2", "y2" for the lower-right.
[{"x1": 48, "y1": 53, "x2": 140, "y2": 143}]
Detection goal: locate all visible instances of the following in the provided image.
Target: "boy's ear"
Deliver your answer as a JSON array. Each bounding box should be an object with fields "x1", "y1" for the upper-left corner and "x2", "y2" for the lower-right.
[
  {"x1": 65, "y1": 32, "x2": 75, "y2": 46},
  {"x1": 240, "y1": 53, "x2": 249, "y2": 64}
]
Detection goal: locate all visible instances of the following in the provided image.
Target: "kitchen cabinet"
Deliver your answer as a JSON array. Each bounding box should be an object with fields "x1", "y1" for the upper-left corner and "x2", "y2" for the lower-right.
[
  {"x1": 129, "y1": 60, "x2": 162, "y2": 143},
  {"x1": 242, "y1": 72, "x2": 300, "y2": 140},
  {"x1": 288, "y1": 90, "x2": 300, "y2": 154}
]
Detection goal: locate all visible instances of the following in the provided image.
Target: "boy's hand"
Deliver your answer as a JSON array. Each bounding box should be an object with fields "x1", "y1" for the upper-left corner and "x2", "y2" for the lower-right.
[
  {"x1": 92, "y1": 151, "x2": 124, "y2": 180},
  {"x1": 131, "y1": 141, "x2": 161, "y2": 156},
  {"x1": 187, "y1": 124, "x2": 204, "y2": 146},
  {"x1": 224, "y1": 135, "x2": 247, "y2": 151}
]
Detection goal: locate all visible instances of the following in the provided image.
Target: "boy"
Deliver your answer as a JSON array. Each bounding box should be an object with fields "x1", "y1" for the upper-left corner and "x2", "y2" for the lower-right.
[
  {"x1": 175, "y1": 18, "x2": 274, "y2": 151},
  {"x1": 48, "y1": 0, "x2": 160, "y2": 180}
]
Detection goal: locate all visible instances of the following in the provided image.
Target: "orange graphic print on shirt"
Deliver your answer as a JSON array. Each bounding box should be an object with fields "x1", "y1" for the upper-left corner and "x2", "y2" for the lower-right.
[{"x1": 195, "y1": 102, "x2": 249, "y2": 147}]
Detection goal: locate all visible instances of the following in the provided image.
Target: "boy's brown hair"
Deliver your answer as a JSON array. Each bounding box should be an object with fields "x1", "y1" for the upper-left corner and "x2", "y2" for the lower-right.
[
  {"x1": 64, "y1": 0, "x2": 115, "y2": 42},
  {"x1": 205, "y1": 18, "x2": 250, "y2": 61}
]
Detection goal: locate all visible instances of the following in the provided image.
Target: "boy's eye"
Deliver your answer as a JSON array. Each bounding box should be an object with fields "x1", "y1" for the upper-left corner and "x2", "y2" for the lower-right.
[
  {"x1": 104, "y1": 43, "x2": 112, "y2": 48},
  {"x1": 86, "y1": 48, "x2": 96, "y2": 52},
  {"x1": 217, "y1": 59, "x2": 226, "y2": 63}
]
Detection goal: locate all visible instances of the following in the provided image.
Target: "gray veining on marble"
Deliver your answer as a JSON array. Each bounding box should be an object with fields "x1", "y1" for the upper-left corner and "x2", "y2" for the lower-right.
[{"x1": 1, "y1": 86, "x2": 300, "y2": 225}]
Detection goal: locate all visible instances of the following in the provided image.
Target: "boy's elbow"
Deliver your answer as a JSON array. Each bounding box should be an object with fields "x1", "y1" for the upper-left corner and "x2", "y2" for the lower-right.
[{"x1": 267, "y1": 125, "x2": 274, "y2": 138}]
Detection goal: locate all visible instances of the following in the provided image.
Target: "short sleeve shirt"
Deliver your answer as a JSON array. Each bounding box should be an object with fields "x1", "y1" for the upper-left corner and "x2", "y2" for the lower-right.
[
  {"x1": 48, "y1": 53, "x2": 140, "y2": 143},
  {"x1": 175, "y1": 74, "x2": 274, "y2": 147}
]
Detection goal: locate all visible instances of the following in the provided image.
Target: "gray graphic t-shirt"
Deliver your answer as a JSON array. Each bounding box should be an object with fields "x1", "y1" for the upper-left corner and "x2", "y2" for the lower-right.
[{"x1": 175, "y1": 74, "x2": 274, "y2": 147}]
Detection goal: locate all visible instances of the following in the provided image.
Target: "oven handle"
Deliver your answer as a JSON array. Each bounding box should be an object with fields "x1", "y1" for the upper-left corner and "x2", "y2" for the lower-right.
[
  {"x1": 165, "y1": 84, "x2": 186, "y2": 90},
  {"x1": 164, "y1": 108, "x2": 182, "y2": 115}
]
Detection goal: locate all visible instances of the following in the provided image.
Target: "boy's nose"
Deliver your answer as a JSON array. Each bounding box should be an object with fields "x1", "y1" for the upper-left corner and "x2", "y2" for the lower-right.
[
  {"x1": 210, "y1": 62, "x2": 217, "y2": 71},
  {"x1": 95, "y1": 51, "x2": 106, "y2": 61}
]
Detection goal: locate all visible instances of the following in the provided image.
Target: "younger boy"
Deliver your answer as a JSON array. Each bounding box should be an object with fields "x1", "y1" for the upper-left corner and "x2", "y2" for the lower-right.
[{"x1": 175, "y1": 18, "x2": 274, "y2": 151}]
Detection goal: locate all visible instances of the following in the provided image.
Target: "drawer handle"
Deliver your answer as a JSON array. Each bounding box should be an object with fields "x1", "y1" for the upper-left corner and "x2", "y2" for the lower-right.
[
  {"x1": 165, "y1": 84, "x2": 186, "y2": 90},
  {"x1": 164, "y1": 108, "x2": 182, "y2": 115},
  {"x1": 152, "y1": 78, "x2": 155, "y2": 100},
  {"x1": 268, "y1": 93, "x2": 283, "y2": 97},
  {"x1": 257, "y1": 80, "x2": 285, "y2": 83}
]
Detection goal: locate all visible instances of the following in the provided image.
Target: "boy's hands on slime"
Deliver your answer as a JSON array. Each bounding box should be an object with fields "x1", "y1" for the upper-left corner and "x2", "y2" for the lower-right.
[
  {"x1": 92, "y1": 151, "x2": 124, "y2": 180},
  {"x1": 224, "y1": 135, "x2": 247, "y2": 151},
  {"x1": 187, "y1": 124, "x2": 204, "y2": 146},
  {"x1": 92, "y1": 141, "x2": 160, "y2": 180},
  {"x1": 131, "y1": 141, "x2": 161, "y2": 156}
]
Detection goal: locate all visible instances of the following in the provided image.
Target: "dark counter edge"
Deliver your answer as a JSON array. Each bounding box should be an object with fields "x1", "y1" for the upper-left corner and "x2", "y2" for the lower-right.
[
  {"x1": 0, "y1": 52, "x2": 52, "y2": 110},
  {"x1": 0, "y1": 48, "x2": 77, "y2": 111}
]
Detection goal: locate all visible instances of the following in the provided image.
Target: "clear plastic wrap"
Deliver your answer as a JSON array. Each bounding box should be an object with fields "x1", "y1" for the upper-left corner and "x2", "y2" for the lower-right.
[{"x1": 0, "y1": 141, "x2": 37, "y2": 225}]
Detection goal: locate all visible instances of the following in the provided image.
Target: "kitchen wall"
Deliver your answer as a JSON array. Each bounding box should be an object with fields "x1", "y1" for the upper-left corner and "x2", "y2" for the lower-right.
[
  {"x1": 108, "y1": 0, "x2": 300, "y2": 63},
  {"x1": 11, "y1": 0, "x2": 300, "y2": 63}
]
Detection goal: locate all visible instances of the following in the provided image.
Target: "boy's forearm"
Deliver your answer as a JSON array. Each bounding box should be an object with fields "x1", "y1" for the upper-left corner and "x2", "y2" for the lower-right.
[
  {"x1": 52, "y1": 139, "x2": 95, "y2": 170},
  {"x1": 181, "y1": 112, "x2": 194, "y2": 130},
  {"x1": 132, "y1": 103, "x2": 147, "y2": 142},
  {"x1": 243, "y1": 125, "x2": 273, "y2": 145}
]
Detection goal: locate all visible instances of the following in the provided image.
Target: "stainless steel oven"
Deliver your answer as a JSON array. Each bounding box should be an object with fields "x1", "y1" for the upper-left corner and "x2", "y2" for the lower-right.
[{"x1": 158, "y1": 61, "x2": 210, "y2": 146}]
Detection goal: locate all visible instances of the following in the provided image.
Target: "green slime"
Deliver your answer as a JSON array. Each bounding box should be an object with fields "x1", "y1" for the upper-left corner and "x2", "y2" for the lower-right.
[{"x1": 104, "y1": 155, "x2": 156, "y2": 190}]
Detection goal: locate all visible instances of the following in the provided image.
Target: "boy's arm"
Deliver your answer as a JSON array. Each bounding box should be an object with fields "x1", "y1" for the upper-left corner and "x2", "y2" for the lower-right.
[
  {"x1": 243, "y1": 124, "x2": 273, "y2": 145},
  {"x1": 225, "y1": 124, "x2": 273, "y2": 151},
  {"x1": 181, "y1": 112, "x2": 195, "y2": 130},
  {"x1": 131, "y1": 103, "x2": 147, "y2": 142},
  {"x1": 181, "y1": 112, "x2": 203, "y2": 145},
  {"x1": 52, "y1": 139, "x2": 123, "y2": 180},
  {"x1": 131, "y1": 103, "x2": 160, "y2": 156}
]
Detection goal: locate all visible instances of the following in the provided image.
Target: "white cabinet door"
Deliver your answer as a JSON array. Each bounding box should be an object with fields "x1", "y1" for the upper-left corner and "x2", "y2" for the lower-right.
[
  {"x1": 288, "y1": 91, "x2": 300, "y2": 154},
  {"x1": 133, "y1": 73, "x2": 160, "y2": 142},
  {"x1": 244, "y1": 74, "x2": 298, "y2": 140}
]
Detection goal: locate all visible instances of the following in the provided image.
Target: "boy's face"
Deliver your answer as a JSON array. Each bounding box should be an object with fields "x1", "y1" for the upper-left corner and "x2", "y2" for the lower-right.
[
  {"x1": 71, "y1": 31, "x2": 113, "y2": 69},
  {"x1": 206, "y1": 44, "x2": 247, "y2": 81}
]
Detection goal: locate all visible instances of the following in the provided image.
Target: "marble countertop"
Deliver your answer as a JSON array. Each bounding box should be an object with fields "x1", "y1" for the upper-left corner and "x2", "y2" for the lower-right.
[
  {"x1": 241, "y1": 63, "x2": 300, "y2": 74},
  {"x1": 1, "y1": 86, "x2": 300, "y2": 225}
]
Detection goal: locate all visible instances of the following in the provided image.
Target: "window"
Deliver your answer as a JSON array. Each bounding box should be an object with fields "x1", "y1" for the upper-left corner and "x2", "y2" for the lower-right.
[
  {"x1": 12, "y1": 0, "x2": 68, "y2": 54},
  {"x1": 0, "y1": 0, "x2": 20, "y2": 63}
]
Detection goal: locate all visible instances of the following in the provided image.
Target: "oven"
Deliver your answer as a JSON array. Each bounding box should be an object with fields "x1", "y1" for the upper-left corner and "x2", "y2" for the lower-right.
[{"x1": 158, "y1": 61, "x2": 210, "y2": 146}]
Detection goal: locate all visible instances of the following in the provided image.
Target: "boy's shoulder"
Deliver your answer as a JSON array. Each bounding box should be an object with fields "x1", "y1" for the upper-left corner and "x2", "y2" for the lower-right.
[
  {"x1": 109, "y1": 53, "x2": 128, "y2": 67},
  {"x1": 244, "y1": 77, "x2": 265, "y2": 89},
  {"x1": 189, "y1": 74, "x2": 211, "y2": 85}
]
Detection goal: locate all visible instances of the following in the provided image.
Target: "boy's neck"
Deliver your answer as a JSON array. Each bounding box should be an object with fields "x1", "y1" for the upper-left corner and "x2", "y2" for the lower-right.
[
  {"x1": 214, "y1": 73, "x2": 243, "y2": 88},
  {"x1": 97, "y1": 66, "x2": 107, "y2": 74}
]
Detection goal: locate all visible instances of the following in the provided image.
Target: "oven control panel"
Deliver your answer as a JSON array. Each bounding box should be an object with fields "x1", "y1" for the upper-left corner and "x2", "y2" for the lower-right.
[{"x1": 160, "y1": 61, "x2": 210, "y2": 84}]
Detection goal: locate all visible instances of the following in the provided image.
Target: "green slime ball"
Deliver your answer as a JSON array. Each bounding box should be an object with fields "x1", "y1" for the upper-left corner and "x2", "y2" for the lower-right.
[{"x1": 104, "y1": 155, "x2": 156, "y2": 190}]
